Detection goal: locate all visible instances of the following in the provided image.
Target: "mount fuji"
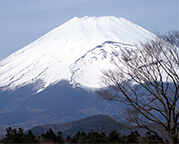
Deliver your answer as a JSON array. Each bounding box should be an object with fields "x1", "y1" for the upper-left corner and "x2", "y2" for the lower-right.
[
  {"x1": 0, "y1": 16, "x2": 155, "y2": 127},
  {"x1": 0, "y1": 16, "x2": 154, "y2": 92}
]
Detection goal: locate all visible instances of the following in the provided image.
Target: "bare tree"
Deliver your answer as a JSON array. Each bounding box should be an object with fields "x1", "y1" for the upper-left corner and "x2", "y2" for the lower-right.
[{"x1": 98, "y1": 31, "x2": 179, "y2": 144}]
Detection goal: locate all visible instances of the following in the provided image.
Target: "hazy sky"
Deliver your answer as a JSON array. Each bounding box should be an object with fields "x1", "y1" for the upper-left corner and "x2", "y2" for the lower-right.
[{"x1": 0, "y1": 0, "x2": 178, "y2": 61}]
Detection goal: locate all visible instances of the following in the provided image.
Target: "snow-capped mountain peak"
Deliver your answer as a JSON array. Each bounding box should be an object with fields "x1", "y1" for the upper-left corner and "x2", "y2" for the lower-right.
[{"x1": 0, "y1": 16, "x2": 155, "y2": 91}]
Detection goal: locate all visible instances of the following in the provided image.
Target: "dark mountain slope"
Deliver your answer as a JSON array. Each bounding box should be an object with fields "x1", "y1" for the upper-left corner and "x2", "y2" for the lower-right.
[
  {"x1": 29, "y1": 114, "x2": 129, "y2": 137},
  {"x1": 0, "y1": 81, "x2": 121, "y2": 127}
]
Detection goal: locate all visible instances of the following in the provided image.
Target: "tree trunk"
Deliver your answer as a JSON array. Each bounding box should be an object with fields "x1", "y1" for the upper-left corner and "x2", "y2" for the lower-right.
[
  {"x1": 168, "y1": 132, "x2": 178, "y2": 144},
  {"x1": 169, "y1": 136, "x2": 174, "y2": 144},
  {"x1": 177, "y1": 127, "x2": 179, "y2": 143}
]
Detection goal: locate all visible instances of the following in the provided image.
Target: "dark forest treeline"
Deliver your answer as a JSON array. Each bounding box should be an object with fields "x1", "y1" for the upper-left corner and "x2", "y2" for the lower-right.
[{"x1": 1, "y1": 127, "x2": 164, "y2": 144}]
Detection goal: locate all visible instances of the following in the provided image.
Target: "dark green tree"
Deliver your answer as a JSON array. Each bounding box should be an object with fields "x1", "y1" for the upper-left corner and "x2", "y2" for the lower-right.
[
  {"x1": 41, "y1": 128, "x2": 57, "y2": 142},
  {"x1": 126, "y1": 131, "x2": 139, "y2": 143},
  {"x1": 87, "y1": 130, "x2": 106, "y2": 143},
  {"x1": 1, "y1": 127, "x2": 38, "y2": 143},
  {"x1": 55, "y1": 131, "x2": 64, "y2": 143},
  {"x1": 144, "y1": 131, "x2": 164, "y2": 143},
  {"x1": 107, "y1": 130, "x2": 120, "y2": 143}
]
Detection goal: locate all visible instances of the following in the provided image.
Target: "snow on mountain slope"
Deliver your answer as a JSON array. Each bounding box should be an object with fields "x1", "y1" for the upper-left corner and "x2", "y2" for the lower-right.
[
  {"x1": 69, "y1": 41, "x2": 135, "y2": 88},
  {"x1": 0, "y1": 16, "x2": 155, "y2": 91}
]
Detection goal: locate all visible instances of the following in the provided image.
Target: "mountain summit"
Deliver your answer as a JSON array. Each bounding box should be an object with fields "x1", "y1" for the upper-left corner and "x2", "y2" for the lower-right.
[{"x1": 0, "y1": 16, "x2": 154, "y2": 92}]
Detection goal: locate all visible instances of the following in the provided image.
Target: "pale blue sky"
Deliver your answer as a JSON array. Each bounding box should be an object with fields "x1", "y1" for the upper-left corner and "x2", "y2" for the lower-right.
[{"x1": 0, "y1": 0, "x2": 178, "y2": 61}]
